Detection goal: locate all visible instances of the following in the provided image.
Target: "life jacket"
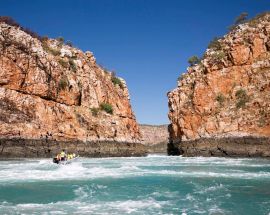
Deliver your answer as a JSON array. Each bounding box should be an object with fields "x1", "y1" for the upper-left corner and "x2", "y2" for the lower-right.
[{"x1": 60, "y1": 152, "x2": 65, "y2": 157}]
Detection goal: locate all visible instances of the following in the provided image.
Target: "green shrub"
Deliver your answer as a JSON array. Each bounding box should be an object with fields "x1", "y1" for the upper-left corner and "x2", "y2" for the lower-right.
[
  {"x1": 103, "y1": 67, "x2": 109, "y2": 74},
  {"x1": 210, "y1": 50, "x2": 226, "y2": 64},
  {"x1": 58, "y1": 76, "x2": 69, "y2": 91},
  {"x1": 112, "y1": 76, "x2": 123, "y2": 88},
  {"x1": 50, "y1": 48, "x2": 61, "y2": 56},
  {"x1": 236, "y1": 99, "x2": 246, "y2": 109},
  {"x1": 0, "y1": 16, "x2": 20, "y2": 27},
  {"x1": 100, "y1": 103, "x2": 113, "y2": 114},
  {"x1": 177, "y1": 73, "x2": 187, "y2": 82},
  {"x1": 0, "y1": 16, "x2": 44, "y2": 41},
  {"x1": 216, "y1": 93, "x2": 225, "y2": 106},
  {"x1": 41, "y1": 35, "x2": 49, "y2": 42},
  {"x1": 188, "y1": 55, "x2": 200, "y2": 66},
  {"x1": 236, "y1": 89, "x2": 247, "y2": 99},
  {"x1": 228, "y1": 25, "x2": 237, "y2": 32},
  {"x1": 71, "y1": 55, "x2": 77, "y2": 60},
  {"x1": 235, "y1": 89, "x2": 249, "y2": 109},
  {"x1": 42, "y1": 42, "x2": 50, "y2": 52},
  {"x1": 248, "y1": 12, "x2": 270, "y2": 27},
  {"x1": 258, "y1": 109, "x2": 267, "y2": 127},
  {"x1": 208, "y1": 37, "x2": 222, "y2": 50},
  {"x1": 66, "y1": 40, "x2": 73, "y2": 47},
  {"x1": 42, "y1": 41, "x2": 61, "y2": 56},
  {"x1": 57, "y1": 37, "x2": 64, "y2": 47},
  {"x1": 58, "y1": 59, "x2": 69, "y2": 68},
  {"x1": 234, "y1": 12, "x2": 248, "y2": 25},
  {"x1": 69, "y1": 59, "x2": 77, "y2": 72},
  {"x1": 228, "y1": 12, "x2": 249, "y2": 31},
  {"x1": 57, "y1": 37, "x2": 64, "y2": 43},
  {"x1": 90, "y1": 107, "x2": 99, "y2": 117}
]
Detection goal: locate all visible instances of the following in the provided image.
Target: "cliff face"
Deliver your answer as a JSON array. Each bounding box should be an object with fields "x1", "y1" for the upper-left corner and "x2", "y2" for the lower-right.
[
  {"x1": 139, "y1": 124, "x2": 169, "y2": 153},
  {"x1": 168, "y1": 14, "x2": 270, "y2": 157},
  {"x1": 0, "y1": 21, "x2": 145, "y2": 157}
]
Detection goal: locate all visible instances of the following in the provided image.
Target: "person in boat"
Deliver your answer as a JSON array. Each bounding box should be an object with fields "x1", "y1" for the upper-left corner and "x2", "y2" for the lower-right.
[
  {"x1": 60, "y1": 149, "x2": 66, "y2": 161},
  {"x1": 67, "y1": 153, "x2": 72, "y2": 160},
  {"x1": 53, "y1": 153, "x2": 61, "y2": 164},
  {"x1": 70, "y1": 153, "x2": 76, "y2": 159},
  {"x1": 66, "y1": 153, "x2": 76, "y2": 160}
]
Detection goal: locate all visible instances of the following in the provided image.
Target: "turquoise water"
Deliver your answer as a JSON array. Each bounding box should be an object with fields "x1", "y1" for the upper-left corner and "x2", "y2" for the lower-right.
[{"x1": 0, "y1": 155, "x2": 270, "y2": 215}]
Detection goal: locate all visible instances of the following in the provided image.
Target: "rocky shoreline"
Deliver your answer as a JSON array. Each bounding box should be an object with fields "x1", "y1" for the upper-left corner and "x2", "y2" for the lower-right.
[
  {"x1": 168, "y1": 136, "x2": 270, "y2": 157},
  {"x1": 0, "y1": 138, "x2": 147, "y2": 158}
]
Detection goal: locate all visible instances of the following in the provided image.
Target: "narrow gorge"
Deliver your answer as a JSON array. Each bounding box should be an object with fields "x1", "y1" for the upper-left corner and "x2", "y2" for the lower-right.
[
  {"x1": 1, "y1": 13, "x2": 270, "y2": 159},
  {"x1": 168, "y1": 13, "x2": 270, "y2": 157},
  {"x1": 0, "y1": 19, "x2": 146, "y2": 157},
  {"x1": 139, "y1": 124, "x2": 169, "y2": 153}
]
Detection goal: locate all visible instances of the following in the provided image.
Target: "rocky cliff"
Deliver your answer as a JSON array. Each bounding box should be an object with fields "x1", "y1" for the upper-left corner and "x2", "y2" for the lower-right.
[
  {"x1": 168, "y1": 13, "x2": 270, "y2": 157},
  {"x1": 0, "y1": 18, "x2": 146, "y2": 157},
  {"x1": 139, "y1": 124, "x2": 169, "y2": 153}
]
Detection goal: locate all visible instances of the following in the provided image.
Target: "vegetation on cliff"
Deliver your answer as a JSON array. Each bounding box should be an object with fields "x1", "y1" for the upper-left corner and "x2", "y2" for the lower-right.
[{"x1": 185, "y1": 12, "x2": 270, "y2": 70}]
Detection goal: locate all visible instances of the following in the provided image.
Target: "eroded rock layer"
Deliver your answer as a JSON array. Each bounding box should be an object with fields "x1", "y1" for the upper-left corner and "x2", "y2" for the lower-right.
[
  {"x1": 0, "y1": 139, "x2": 146, "y2": 158},
  {"x1": 0, "y1": 21, "x2": 144, "y2": 157},
  {"x1": 168, "y1": 13, "x2": 270, "y2": 157}
]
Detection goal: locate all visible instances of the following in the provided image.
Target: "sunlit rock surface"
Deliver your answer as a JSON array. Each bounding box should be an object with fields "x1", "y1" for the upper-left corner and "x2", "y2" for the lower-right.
[
  {"x1": 168, "y1": 13, "x2": 270, "y2": 157},
  {"x1": 0, "y1": 21, "x2": 145, "y2": 157}
]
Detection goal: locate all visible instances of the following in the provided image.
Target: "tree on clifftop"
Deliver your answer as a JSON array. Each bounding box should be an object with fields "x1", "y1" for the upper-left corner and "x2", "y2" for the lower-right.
[
  {"x1": 234, "y1": 12, "x2": 248, "y2": 25},
  {"x1": 188, "y1": 55, "x2": 200, "y2": 66}
]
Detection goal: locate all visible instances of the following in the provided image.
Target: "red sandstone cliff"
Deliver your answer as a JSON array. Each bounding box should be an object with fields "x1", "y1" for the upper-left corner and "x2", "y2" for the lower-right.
[
  {"x1": 0, "y1": 19, "x2": 145, "y2": 157},
  {"x1": 168, "y1": 13, "x2": 270, "y2": 157}
]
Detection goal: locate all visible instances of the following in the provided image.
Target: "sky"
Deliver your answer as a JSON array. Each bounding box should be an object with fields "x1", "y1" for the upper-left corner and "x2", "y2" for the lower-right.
[{"x1": 0, "y1": 0, "x2": 269, "y2": 124}]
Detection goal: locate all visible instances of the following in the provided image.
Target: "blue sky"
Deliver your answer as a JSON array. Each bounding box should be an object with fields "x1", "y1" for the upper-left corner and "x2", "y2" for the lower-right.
[{"x1": 1, "y1": 0, "x2": 269, "y2": 124}]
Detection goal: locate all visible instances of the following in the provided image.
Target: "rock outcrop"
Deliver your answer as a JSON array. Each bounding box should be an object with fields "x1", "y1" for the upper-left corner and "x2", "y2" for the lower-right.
[
  {"x1": 139, "y1": 124, "x2": 169, "y2": 153},
  {"x1": 168, "y1": 13, "x2": 270, "y2": 157},
  {"x1": 0, "y1": 19, "x2": 146, "y2": 157}
]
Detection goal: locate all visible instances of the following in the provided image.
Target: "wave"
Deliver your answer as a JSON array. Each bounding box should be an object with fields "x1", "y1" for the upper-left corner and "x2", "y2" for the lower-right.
[
  {"x1": 0, "y1": 156, "x2": 270, "y2": 183},
  {"x1": 0, "y1": 156, "x2": 269, "y2": 215},
  {"x1": 148, "y1": 169, "x2": 270, "y2": 179},
  {"x1": 0, "y1": 197, "x2": 166, "y2": 215},
  {"x1": 146, "y1": 154, "x2": 168, "y2": 158}
]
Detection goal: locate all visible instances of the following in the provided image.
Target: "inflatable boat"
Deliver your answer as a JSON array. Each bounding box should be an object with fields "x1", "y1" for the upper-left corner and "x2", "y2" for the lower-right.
[{"x1": 53, "y1": 156, "x2": 79, "y2": 165}]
